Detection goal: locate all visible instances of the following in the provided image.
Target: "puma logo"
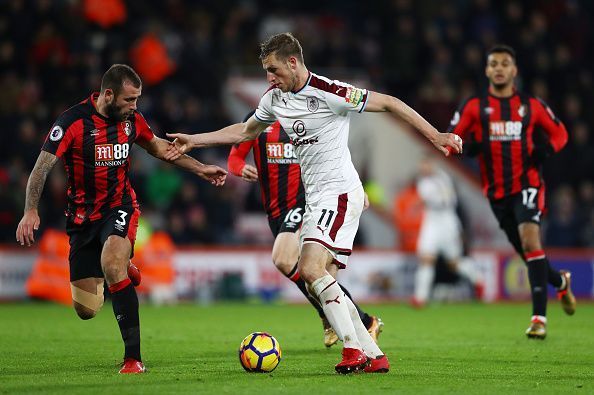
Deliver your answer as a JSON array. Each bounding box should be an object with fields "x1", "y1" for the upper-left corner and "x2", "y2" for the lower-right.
[
  {"x1": 325, "y1": 296, "x2": 340, "y2": 305},
  {"x1": 317, "y1": 226, "x2": 325, "y2": 235}
]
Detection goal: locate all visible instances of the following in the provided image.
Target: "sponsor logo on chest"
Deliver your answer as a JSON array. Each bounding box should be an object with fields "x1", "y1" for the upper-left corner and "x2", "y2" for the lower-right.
[
  {"x1": 95, "y1": 143, "x2": 130, "y2": 166},
  {"x1": 266, "y1": 142, "x2": 298, "y2": 164},
  {"x1": 489, "y1": 121, "x2": 522, "y2": 141}
]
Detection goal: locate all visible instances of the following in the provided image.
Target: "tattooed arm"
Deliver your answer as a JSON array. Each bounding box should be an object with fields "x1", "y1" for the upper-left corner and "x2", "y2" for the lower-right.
[{"x1": 16, "y1": 151, "x2": 59, "y2": 246}]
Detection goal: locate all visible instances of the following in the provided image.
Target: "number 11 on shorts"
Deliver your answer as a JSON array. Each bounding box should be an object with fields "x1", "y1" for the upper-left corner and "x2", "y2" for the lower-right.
[{"x1": 317, "y1": 209, "x2": 335, "y2": 229}]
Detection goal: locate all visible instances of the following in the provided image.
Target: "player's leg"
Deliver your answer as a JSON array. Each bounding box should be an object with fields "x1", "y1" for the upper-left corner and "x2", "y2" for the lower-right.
[
  {"x1": 100, "y1": 207, "x2": 145, "y2": 373},
  {"x1": 338, "y1": 284, "x2": 383, "y2": 343},
  {"x1": 443, "y1": 218, "x2": 484, "y2": 299},
  {"x1": 414, "y1": 254, "x2": 436, "y2": 307},
  {"x1": 71, "y1": 277, "x2": 105, "y2": 319},
  {"x1": 67, "y1": 221, "x2": 106, "y2": 320},
  {"x1": 272, "y1": 231, "x2": 325, "y2": 316},
  {"x1": 326, "y1": 262, "x2": 388, "y2": 373},
  {"x1": 414, "y1": 219, "x2": 437, "y2": 307},
  {"x1": 299, "y1": 243, "x2": 368, "y2": 373},
  {"x1": 300, "y1": 187, "x2": 387, "y2": 373},
  {"x1": 271, "y1": 230, "x2": 339, "y2": 347}
]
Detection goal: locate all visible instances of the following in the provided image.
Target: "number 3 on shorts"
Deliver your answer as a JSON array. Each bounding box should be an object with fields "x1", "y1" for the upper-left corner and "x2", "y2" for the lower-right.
[{"x1": 116, "y1": 210, "x2": 128, "y2": 226}]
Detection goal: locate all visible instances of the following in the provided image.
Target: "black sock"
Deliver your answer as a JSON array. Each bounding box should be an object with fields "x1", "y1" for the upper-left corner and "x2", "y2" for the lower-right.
[
  {"x1": 339, "y1": 283, "x2": 372, "y2": 329},
  {"x1": 546, "y1": 258, "x2": 563, "y2": 288},
  {"x1": 109, "y1": 279, "x2": 141, "y2": 361},
  {"x1": 287, "y1": 264, "x2": 325, "y2": 318},
  {"x1": 525, "y1": 251, "x2": 548, "y2": 317}
]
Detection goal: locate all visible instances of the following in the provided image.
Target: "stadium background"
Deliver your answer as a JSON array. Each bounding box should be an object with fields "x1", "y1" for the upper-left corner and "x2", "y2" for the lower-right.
[{"x1": 0, "y1": 0, "x2": 593, "y2": 303}]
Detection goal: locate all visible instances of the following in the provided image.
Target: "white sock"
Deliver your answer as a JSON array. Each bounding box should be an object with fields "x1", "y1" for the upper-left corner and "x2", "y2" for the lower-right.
[
  {"x1": 344, "y1": 296, "x2": 383, "y2": 358},
  {"x1": 415, "y1": 265, "x2": 435, "y2": 303},
  {"x1": 312, "y1": 275, "x2": 361, "y2": 350},
  {"x1": 457, "y1": 258, "x2": 481, "y2": 284}
]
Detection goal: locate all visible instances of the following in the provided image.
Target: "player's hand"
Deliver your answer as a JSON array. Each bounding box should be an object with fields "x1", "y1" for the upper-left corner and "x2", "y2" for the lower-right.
[
  {"x1": 196, "y1": 164, "x2": 228, "y2": 186},
  {"x1": 16, "y1": 209, "x2": 40, "y2": 247},
  {"x1": 241, "y1": 164, "x2": 258, "y2": 182},
  {"x1": 164, "y1": 133, "x2": 193, "y2": 161},
  {"x1": 433, "y1": 133, "x2": 463, "y2": 156}
]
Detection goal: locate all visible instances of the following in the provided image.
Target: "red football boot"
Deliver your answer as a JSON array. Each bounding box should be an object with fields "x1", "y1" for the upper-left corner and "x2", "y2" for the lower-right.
[
  {"x1": 335, "y1": 348, "x2": 369, "y2": 374},
  {"x1": 119, "y1": 358, "x2": 146, "y2": 374},
  {"x1": 364, "y1": 355, "x2": 390, "y2": 373},
  {"x1": 128, "y1": 261, "x2": 141, "y2": 287}
]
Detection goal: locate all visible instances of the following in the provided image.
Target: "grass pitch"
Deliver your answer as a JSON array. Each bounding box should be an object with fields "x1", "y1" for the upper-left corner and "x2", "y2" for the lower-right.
[{"x1": 0, "y1": 302, "x2": 593, "y2": 394}]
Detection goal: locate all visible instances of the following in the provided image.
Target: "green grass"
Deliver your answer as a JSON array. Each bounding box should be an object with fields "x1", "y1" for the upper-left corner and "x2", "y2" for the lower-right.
[{"x1": 0, "y1": 302, "x2": 593, "y2": 394}]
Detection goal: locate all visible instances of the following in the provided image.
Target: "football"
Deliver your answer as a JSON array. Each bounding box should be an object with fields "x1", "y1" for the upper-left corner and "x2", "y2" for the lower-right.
[{"x1": 238, "y1": 332, "x2": 282, "y2": 373}]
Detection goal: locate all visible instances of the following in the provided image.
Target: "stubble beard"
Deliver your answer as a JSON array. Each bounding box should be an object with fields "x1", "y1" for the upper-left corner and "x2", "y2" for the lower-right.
[{"x1": 105, "y1": 101, "x2": 129, "y2": 122}]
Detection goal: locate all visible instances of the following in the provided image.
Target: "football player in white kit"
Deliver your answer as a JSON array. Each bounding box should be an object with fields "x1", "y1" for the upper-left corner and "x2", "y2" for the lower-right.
[
  {"x1": 165, "y1": 32, "x2": 462, "y2": 374},
  {"x1": 412, "y1": 157, "x2": 482, "y2": 308}
]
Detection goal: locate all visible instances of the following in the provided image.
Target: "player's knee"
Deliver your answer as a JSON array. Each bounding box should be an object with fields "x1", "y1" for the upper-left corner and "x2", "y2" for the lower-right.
[
  {"x1": 71, "y1": 283, "x2": 104, "y2": 319},
  {"x1": 297, "y1": 263, "x2": 318, "y2": 285},
  {"x1": 272, "y1": 254, "x2": 293, "y2": 276},
  {"x1": 521, "y1": 237, "x2": 541, "y2": 254},
  {"x1": 74, "y1": 303, "x2": 97, "y2": 320}
]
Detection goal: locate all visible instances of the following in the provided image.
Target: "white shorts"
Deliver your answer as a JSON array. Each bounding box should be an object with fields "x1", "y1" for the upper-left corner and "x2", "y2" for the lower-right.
[
  {"x1": 417, "y1": 212, "x2": 462, "y2": 260},
  {"x1": 300, "y1": 186, "x2": 364, "y2": 269}
]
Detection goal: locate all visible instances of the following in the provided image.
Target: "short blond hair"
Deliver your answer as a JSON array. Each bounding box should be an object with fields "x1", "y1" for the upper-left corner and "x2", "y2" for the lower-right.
[{"x1": 259, "y1": 32, "x2": 304, "y2": 63}]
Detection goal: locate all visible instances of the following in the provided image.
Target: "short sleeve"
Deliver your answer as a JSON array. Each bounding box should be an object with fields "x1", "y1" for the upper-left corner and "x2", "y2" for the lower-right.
[
  {"x1": 134, "y1": 112, "x2": 155, "y2": 144},
  {"x1": 325, "y1": 82, "x2": 369, "y2": 115},
  {"x1": 254, "y1": 90, "x2": 276, "y2": 124},
  {"x1": 41, "y1": 113, "x2": 75, "y2": 158}
]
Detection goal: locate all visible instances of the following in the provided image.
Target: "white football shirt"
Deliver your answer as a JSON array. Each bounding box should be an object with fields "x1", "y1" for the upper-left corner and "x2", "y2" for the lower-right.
[
  {"x1": 254, "y1": 72, "x2": 369, "y2": 203},
  {"x1": 416, "y1": 168, "x2": 458, "y2": 213}
]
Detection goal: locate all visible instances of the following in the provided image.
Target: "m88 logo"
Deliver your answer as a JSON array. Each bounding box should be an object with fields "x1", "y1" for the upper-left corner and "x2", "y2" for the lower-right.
[
  {"x1": 266, "y1": 142, "x2": 298, "y2": 164},
  {"x1": 95, "y1": 143, "x2": 130, "y2": 161}
]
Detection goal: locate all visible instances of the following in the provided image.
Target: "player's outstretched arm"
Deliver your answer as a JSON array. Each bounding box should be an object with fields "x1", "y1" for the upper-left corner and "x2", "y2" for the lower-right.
[
  {"x1": 228, "y1": 142, "x2": 259, "y2": 182},
  {"x1": 165, "y1": 117, "x2": 269, "y2": 161},
  {"x1": 138, "y1": 137, "x2": 227, "y2": 186},
  {"x1": 16, "y1": 151, "x2": 58, "y2": 246},
  {"x1": 364, "y1": 91, "x2": 462, "y2": 156}
]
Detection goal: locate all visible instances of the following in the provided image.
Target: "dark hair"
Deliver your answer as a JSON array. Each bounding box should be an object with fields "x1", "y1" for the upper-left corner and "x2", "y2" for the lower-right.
[
  {"x1": 487, "y1": 44, "x2": 516, "y2": 61},
  {"x1": 259, "y1": 32, "x2": 304, "y2": 63},
  {"x1": 100, "y1": 64, "x2": 142, "y2": 95}
]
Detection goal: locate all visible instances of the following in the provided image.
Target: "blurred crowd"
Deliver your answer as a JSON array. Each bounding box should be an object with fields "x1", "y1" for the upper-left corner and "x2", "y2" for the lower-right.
[{"x1": 1, "y1": 0, "x2": 592, "y2": 247}]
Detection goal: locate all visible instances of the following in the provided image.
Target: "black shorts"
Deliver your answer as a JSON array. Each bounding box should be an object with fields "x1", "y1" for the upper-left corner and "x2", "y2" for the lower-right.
[
  {"x1": 267, "y1": 204, "x2": 305, "y2": 238},
  {"x1": 489, "y1": 187, "x2": 544, "y2": 255},
  {"x1": 66, "y1": 206, "x2": 140, "y2": 282}
]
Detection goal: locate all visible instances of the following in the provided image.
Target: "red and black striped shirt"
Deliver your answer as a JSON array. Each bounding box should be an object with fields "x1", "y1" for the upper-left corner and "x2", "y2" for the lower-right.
[
  {"x1": 448, "y1": 91, "x2": 568, "y2": 201},
  {"x1": 42, "y1": 93, "x2": 155, "y2": 224},
  {"x1": 228, "y1": 122, "x2": 304, "y2": 219}
]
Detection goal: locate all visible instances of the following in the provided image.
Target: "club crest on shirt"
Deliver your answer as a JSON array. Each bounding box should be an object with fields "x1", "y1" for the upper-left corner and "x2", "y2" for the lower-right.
[
  {"x1": 292, "y1": 120, "x2": 307, "y2": 137},
  {"x1": 123, "y1": 121, "x2": 131, "y2": 136},
  {"x1": 518, "y1": 105, "x2": 526, "y2": 118},
  {"x1": 484, "y1": 107, "x2": 494, "y2": 115},
  {"x1": 306, "y1": 96, "x2": 319, "y2": 112},
  {"x1": 49, "y1": 125, "x2": 63, "y2": 141}
]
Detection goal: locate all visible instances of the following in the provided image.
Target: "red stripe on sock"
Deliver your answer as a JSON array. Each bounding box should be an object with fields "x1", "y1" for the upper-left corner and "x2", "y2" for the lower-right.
[
  {"x1": 108, "y1": 278, "x2": 131, "y2": 293},
  {"x1": 290, "y1": 271, "x2": 300, "y2": 282},
  {"x1": 525, "y1": 250, "x2": 545, "y2": 262},
  {"x1": 320, "y1": 280, "x2": 337, "y2": 294}
]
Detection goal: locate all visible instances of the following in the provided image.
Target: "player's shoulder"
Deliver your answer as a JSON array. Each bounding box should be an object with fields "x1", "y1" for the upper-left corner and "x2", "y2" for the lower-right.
[
  {"x1": 54, "y1": 96, "x2": 93, "y2": 129},
  {"x1": 307, "y1": 72, "x2": 351, "y2": 97},
  {"x1": 458, "y1": 94, "x2": 481, "y2": 108}
]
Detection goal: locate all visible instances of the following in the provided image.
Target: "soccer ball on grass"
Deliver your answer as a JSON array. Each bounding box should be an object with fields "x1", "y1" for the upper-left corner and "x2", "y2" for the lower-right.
[{"x1": 238, "y1": 332, "x2": 281, "y2": 372}]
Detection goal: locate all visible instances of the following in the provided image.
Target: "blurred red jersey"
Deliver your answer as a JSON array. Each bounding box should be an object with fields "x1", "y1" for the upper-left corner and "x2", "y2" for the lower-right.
[
  {"x1": 42, "y1": 93, "x2": 155, "y2": 224},
  {"x1": 228, "y1": 122, "x2": 304, "y2": 219},
  {"x1": 448, "y1": 91, "x2": 567, "y2": 201}
]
